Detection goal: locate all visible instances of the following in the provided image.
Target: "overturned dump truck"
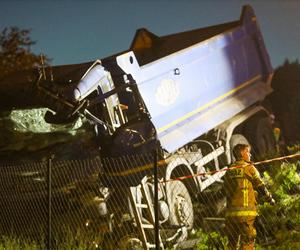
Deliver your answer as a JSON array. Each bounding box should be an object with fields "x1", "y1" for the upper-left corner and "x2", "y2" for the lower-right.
[{"x1": 0, "y1": 5, "x2": 275, "y2": 249}]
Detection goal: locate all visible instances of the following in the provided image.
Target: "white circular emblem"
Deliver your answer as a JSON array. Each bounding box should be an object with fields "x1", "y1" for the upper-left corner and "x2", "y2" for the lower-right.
[{"x1": 155, "y1": 79, "x2": 180, "y2": 106}]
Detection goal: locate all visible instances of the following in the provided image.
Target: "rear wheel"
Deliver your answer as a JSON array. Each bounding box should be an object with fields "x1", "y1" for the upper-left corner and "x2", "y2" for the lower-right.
[
  {"x1": 166, "y1": 180, "x2": 194, "y2": 229},
  {"x1": 118, "y1": 235, "x2": 143, "y2": 250}
]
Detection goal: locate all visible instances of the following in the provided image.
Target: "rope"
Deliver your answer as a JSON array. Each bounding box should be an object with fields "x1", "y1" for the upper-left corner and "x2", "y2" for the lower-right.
[
  {"x1": 162, "y1": 152, "x2": 300, "y2": 183},
  {"x1": 254, "y1": 153, "x2": 300, "y2": 165}
]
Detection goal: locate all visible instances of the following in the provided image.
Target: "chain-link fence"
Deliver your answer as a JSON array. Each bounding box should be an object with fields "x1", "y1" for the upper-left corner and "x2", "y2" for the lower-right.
[{"x1": 0, "y1": 149, "x2": 299, "y2": 249}]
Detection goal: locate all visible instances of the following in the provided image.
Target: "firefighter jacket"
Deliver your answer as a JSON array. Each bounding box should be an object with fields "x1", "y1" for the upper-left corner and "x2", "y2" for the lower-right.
[{"x1": 224, "y1": 160, "x2": 267, "y2": 217}]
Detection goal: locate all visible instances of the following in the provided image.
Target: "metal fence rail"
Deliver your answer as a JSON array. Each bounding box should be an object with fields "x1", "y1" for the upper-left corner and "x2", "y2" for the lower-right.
[{"x1": 0, "y1": 152, "x2": 299, "y2": 249}]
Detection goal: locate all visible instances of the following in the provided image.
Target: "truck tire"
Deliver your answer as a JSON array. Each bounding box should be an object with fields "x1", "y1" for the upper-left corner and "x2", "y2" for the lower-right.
[
  {"x1": 245, "y1": 117, "x2": 276, "y2": 158},
  {"x1": 118, "y1": 235, "x2": 143, "y2": 250},
  {"x1": 167, "y1": 181, "x2": 194, "y2": 229}
]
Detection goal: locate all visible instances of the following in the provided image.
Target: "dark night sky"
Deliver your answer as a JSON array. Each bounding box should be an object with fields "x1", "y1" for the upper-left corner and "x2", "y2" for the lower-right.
[{"x1": 1, "y1": 0, "x2": 300, "y2": 68}]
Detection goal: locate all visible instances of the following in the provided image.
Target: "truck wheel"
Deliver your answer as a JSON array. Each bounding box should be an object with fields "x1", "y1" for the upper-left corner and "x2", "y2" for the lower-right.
[
  {"x1": 167, "y1": 181, "x2": 194, "y2": 229},
  {"x1": 245, "y1": 117, "x2": 276, "y2": 158},
  {"x1": 118, "y1": 235, "x2": 143, "y2": 250}
]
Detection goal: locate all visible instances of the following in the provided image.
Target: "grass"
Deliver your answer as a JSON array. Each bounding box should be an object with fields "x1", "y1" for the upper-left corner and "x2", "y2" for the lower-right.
[
  {"x1": 0, "y1": 227, "x2": 102, "y2": 250},
  {"x1": 0, "y1": 236, "x2": 42, "y2": 250}
]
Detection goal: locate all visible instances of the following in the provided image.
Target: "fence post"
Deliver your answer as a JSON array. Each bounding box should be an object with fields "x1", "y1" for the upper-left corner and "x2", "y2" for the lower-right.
[
  {"x1": 153, "y1": 149, "x2": 159, "y2": 249},
  {"x1": 47, "y1": 157, "x2": 52, "y2": 250}
]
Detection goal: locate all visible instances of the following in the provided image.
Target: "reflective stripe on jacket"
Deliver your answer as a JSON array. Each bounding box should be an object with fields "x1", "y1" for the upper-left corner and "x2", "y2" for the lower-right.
[{"x1": 224, "y1": 160, "x2": 264, "y2": 217}]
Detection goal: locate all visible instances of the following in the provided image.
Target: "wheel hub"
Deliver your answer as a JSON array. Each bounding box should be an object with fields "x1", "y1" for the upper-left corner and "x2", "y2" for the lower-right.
[
  {"x1": 118, "y1": 236, "x2": 143, "y2": 250},
  {"x1": 175, "y1": 195, "x2": 190, "y2": 226}
]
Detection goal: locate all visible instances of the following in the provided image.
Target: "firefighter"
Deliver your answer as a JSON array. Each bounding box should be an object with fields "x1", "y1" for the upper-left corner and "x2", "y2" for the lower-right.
[{"x1": 224, "y1": 144, "x2": 275, "y2": 250}]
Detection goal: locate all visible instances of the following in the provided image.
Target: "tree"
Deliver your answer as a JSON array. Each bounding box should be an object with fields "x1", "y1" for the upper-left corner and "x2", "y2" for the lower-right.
[
  {"x1": 0, "y1": 26, "x2": 50, "y2": 78},
  {"x1": 270, "y1": 59, "x2": 300, "y2": 144},
  {"x1": 0, "y1": 27, "x2": 52, "y2": 111}
]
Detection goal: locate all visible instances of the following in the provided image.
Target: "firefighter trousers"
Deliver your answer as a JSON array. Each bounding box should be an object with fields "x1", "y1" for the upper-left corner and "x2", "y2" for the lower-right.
[{"x1": 225, "y1": 216, "x2": 256, "y2": 250}]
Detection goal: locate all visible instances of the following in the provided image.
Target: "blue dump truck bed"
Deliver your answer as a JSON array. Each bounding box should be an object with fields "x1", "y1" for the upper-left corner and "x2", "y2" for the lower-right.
[
  {"x1": 0, "y1": 6, "x2": 272, "y2": 155},
  {"x1": 116, "y1": 5, "x2": 273, "y2": 152}
]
